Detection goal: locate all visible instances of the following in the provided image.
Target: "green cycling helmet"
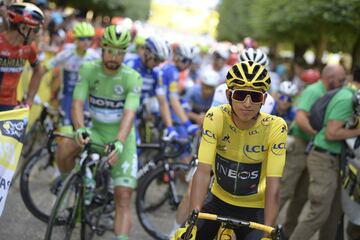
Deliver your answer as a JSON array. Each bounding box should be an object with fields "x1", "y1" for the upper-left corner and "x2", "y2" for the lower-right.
[
  {"x1": 73, "y1": 22, "x2": 95, "y2": 38},
  {"x1": 102, "y1": 25, "x2": 131, "y2": 49}
]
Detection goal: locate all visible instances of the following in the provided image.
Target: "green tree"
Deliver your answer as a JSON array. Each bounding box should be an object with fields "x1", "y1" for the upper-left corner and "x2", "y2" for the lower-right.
[
  {"x1": 52, "y1": 0, "x2": 150, "y2": 19},
  {"x1": 217, "y1": 0, "x2": 360, "y2": 68}
]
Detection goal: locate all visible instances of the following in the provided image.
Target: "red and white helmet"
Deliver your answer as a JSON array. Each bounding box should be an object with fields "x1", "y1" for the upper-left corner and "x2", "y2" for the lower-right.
[{"x1": 7, "y1": 2, "x2": 44, "y2": 27}]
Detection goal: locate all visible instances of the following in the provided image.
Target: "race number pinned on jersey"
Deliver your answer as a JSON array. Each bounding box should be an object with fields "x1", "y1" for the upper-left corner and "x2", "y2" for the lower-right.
[{"x1": 0, "y1": 108, "x2": 29, "y2": 216}]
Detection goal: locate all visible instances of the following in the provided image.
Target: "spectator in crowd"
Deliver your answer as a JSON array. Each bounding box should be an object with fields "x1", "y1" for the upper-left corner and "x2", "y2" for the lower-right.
[
  {"x1": 280, "y1": 65, "x2": 346, "y2": 239},
  {"x1": 290, "y1": 64, "x2": 360, "y2": 240}
]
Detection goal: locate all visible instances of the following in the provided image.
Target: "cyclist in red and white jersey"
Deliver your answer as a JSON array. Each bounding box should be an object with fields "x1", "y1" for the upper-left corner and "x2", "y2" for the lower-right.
[{"x1": 0, "y1": 2, "x2": 44, "y2": 111}]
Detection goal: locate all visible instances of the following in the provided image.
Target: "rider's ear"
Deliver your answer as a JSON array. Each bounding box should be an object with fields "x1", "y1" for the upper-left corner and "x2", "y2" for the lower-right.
[
  {"x1": 263, "y1": 93, "x2": 267, "y2": 105},
  {"x1": 225, "y1": 89, "x2": 231, "y2": 103}
]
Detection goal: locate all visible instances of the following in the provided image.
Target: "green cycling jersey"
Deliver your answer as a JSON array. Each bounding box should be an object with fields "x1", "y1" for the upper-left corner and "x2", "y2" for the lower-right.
[{"x1": 73, "y1": 60, "x2": 143, "y2": 188}]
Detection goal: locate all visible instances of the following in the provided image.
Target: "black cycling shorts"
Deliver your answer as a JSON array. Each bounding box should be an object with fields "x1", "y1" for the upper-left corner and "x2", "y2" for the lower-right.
[{"x1": 195, "y1": 193, "x2": 264, "y2": 240}]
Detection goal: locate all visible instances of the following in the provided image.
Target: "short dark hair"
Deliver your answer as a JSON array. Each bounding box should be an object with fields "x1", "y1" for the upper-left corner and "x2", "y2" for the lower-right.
[{"x1": 353, "y1": 64, "x2": 360, "y2": 83}]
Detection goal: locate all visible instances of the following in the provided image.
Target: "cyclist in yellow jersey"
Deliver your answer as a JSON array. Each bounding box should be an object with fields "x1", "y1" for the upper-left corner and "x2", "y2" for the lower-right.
[{"x1": 189, "y1": 61, "x2": 288, "y2": 239}]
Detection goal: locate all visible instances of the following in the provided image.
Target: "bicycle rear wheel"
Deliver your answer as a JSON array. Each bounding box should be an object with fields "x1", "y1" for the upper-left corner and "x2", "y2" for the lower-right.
[
  {"x1": 136, "y1": 162, "x2": 190, "y2": 240},
  {"x1": 20, "y1": 148, "x2": 60, "y2": 222},
  {"x1": 44, "y1": 172, "x2": 83, "y2": 240}
]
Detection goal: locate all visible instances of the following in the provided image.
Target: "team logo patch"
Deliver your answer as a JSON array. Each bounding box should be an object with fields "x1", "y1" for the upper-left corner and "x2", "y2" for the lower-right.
[
  {"x1": 261, "y1": 116, "x2": 275, "y2": 126},
  {"x1": 133, "y1": 85, "x2": 142, "y2": 94},
  {"x1": 0, "y1": 119, "x2": 28, "y2": 143},
  {"x1": 271, "y1": 142, "x2": 286, "y2": 156},
  {"x1": 202, "y1": 129, "x2": 216, "y2": 144},
  {"x1": 114, "y1": 85, "x2": 124, "y2": 95},
  {"x1": 243, "y1": 144, "x2": 267, "y2": 161}
]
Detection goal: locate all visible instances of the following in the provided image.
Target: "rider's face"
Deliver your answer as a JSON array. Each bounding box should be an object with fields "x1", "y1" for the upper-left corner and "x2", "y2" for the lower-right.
[
  {"x1": 19, "y1": 24, "x2": 40, "y2": 43},
  {"x1": 226, "y1": 87, "x2": 264, "y2": 122},
  {"x1": 102, "y1": 46, "x2": 126, "y2": 71},
  {"x1": 75, "y1": 37, "x2": 92, "y2": 51},
  {"x1": 143, "y1": 48, "x2": 162, "y2": 69}
]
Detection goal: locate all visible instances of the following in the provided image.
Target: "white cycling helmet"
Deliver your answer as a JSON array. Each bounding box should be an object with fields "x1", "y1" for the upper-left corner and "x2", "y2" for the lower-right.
[
  {"x1": 279, "y1": 81, "x2": 298, "y2": 96},
  {"x1": 145, "y1": 36, "x2": 172, "y2": 61},
  {"x1": 200, "y1": 70, "x2": 219, "y2": 87},
  {"x1": 213, "y1": 48, "x2": 230, "y2": 60},
  {"x1": 239, "y1": 48, "x2": 268, "y2": 67},
  {"x1": 174, "y1": 43, "x2": 195, "y2": 62}
]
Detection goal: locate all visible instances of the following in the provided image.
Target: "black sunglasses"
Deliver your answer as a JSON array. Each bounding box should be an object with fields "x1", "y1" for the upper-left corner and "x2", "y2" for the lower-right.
[{"x1": 231, "y1": 89, "x2": 264, "y2": 104}]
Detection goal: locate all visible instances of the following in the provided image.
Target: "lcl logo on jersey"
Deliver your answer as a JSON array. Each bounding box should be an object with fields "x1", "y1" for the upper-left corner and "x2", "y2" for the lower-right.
[
  {"x1": 243, "y1": 144, "x2": 267, "y2": 161},
  {"x1": 202, "y1": 129, "x2": 216, "y2": 144},
  {"x1": 261, "y1": 116, "x2": 275, "y2": 126},
  {"x1": 271, "y1": 143, "x2": 286, "y2": 155}
]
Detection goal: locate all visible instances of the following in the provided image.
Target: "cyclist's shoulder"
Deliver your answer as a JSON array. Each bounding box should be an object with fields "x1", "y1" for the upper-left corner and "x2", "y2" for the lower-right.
[
  {"x1": 205, "y1": 104, "x2": 230, "y2": 122},
  {"x1": 80, "y1": 59, "x2": 101, "y2": 72},
  {"x1": 85, "y1": 48, "x2": 100, "y2": 58},
  {"x1": 124, "y1": 53, "x2": 140, "y2": 64},
  {"x1": 258, "y1": 113, "x2": 287, "y2": 134},
  {"x1": 120, "y1": 63, "x2": 141, "y2": 79}
]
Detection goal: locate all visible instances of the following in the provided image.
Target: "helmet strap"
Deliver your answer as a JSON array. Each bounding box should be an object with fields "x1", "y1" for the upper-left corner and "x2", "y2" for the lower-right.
[{"x1": 16, "y1": 24, "x2": 31, "y2": 45}]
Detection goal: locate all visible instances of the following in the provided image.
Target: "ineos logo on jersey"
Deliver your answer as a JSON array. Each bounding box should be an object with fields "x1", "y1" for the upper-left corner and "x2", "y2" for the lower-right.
[
  {"x1": 215, "y1": 154, "x2": 261, "y2": 196},
  {"x1": 89, "y1": 95, "x2": 124, "y2": 109}
]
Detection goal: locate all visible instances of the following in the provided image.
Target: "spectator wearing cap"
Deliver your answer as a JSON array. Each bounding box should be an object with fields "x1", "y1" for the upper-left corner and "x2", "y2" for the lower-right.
[
  {"x1": 201, "y1": 48, "x2": 230, "y2": 85},
  {"x1": 185, "y1": 70, "x2": 219, "y2": 125}
]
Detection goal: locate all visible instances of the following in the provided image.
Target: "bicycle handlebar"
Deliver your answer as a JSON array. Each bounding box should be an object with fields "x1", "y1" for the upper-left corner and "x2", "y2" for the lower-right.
[
  {"x1": 181, "y1": 210, "x2": 282, "y2": 240},
  {"x1": 197, "y1": 212, "x2": 275, "y2": 234}
]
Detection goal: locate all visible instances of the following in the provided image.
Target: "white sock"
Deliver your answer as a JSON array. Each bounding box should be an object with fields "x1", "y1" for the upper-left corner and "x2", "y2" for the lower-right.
[{"x1": 169, "y1": 220, "x2": 181, "y2": 237}]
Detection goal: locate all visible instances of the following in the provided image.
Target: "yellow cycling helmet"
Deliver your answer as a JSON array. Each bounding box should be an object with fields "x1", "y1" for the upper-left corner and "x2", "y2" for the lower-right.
[{"x1": 226, "y1": 61, "x2": 271, "y2": 92}]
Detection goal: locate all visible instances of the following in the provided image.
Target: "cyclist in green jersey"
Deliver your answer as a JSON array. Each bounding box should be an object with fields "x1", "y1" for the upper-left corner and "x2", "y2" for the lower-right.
[{"x1": 58, "y1": 25, "x2": 142, "y2": 240}]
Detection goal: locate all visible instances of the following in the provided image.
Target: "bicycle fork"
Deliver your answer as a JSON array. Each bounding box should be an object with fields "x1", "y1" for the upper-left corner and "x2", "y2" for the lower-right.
[{"x1": 164, "y1": 162, "x2": 181, "y2": 209}]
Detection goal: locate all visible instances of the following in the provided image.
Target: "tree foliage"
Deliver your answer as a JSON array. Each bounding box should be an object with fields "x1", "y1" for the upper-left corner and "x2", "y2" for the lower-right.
[
  {"x1": 217, "y1": 0, "x2": 360, "y2": 67},
  {"x1": 52, "y1": 0, "x2": 150, "y2": 19}
]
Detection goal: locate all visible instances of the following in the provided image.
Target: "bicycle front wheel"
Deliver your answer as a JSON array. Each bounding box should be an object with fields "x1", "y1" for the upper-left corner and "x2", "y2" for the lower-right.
[
  {"x1": 44, "y1": 172, "x2": 83, "y2": 240},
  {"x1": 136, "y1": 162, "x2": 190, "y2": 240},
  {"x1": 20, "y1": 148, "x2": 60, "y2": 222}
]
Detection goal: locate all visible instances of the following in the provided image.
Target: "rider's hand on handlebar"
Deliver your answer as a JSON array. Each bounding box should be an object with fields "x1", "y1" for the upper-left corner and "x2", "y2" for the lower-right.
[
  {"x1": 184, "y1": 120, "x2": 199, "y2": 135},
  {"x1": 75, "y1": 127, "x2": 90, "y2": 146},
  {"x1": 107, "y1": 140, "x2": 123, "y2": 166},
  {"x1": 163, "y1": 126, "x2": 179, "y2": 141}
]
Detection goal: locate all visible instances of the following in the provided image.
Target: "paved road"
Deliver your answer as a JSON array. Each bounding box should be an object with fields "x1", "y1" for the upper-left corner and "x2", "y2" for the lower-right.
[
  {"x1": 0, "y1": 181, "x2": 150, "y2": 240},
  {"x1": 0, "y1": 177, "x2": 341, "y2": 240}
]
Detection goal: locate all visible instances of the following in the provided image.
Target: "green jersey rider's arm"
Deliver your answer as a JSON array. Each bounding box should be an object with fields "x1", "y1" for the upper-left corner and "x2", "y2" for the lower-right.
[{"x1": 116, "y1": 73, "x2": 142, "y2": 143}]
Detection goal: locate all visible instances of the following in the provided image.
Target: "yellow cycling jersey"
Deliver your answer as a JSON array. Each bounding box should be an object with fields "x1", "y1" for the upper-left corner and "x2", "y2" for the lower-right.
[{"x1": 198, "y1": 104, "x2": 287, "y2": 208}]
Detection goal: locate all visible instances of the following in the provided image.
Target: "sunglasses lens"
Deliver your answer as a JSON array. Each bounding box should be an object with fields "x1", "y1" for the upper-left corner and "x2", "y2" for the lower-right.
[
  {"x1": 232, "y1": 90, "x2": 264, "y2": 103},
  {"x1": 78, "y1": 37, "x2": 93, "y2": 41},
  {"x1": 105, "y1": 47, "x2": 126, "y2": 55}
]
